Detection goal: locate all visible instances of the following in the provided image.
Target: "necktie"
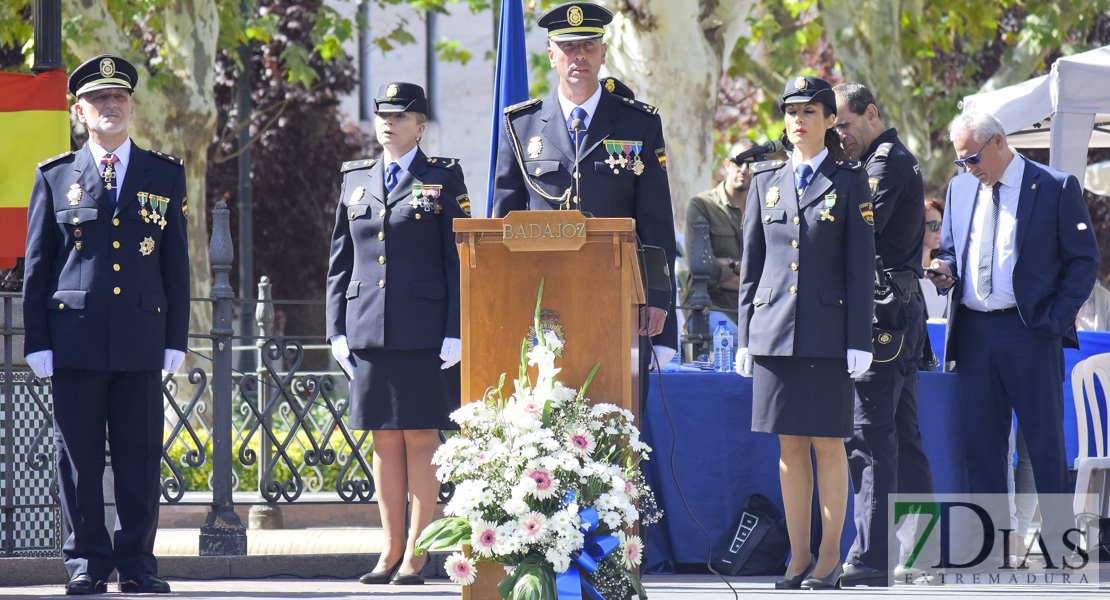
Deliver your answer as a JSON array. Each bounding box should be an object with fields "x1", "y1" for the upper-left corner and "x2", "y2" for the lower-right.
[
  {"x1": 569, "y1": 106, "x2": 588, "y2": 149},
  {"x1": 794, "y1": 163, "x2": 813, "y2": 195},
  {"x1": 385, "y1": 162, "x2": 401, "y2": 194},
  {"x1": 101, "y1": 153, "x2": 119, "y2": 206},
  {"x1": 977, "y1": 182, "x2": 1002, "y2": 300}
]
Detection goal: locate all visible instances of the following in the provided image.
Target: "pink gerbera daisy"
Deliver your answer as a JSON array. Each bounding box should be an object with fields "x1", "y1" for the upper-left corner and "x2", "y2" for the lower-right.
[
  {"x1": 445, "y1": 553, "x2": 477, "y2": 585},
  {"x1": 519, "y1": 512, "x2": 546, "y2": 538},
  {"x1": 470, "y1": 520, "x2": 498, "y2": 557},
  {"x1": 622, "y1": 535, "x2": 643, "y2": 569}
]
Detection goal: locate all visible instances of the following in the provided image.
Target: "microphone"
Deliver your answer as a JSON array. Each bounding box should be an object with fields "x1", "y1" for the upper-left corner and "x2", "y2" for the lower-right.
[
  {"x1": 729, "y1": 138, "x2": 786, "y2": 165},
  {"x1": 570, "y1": 118, "x2": 585, "y2": 208}
]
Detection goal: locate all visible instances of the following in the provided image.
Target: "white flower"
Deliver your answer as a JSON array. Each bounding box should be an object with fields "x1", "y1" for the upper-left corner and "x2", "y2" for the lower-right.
[
  {"x1": 504, "y1": 497, "x2": 529, "y2": 516},
  {"x1": 602, "y1": 510, "x2": 622, "y2": 529},
  {"x1": 470, "y1": 520, "x2": 499, "y2": 557},
  {"x1": 525, "y1": 468, "x2": 561, "y2": 499},
  {"x1": 621, "y1": 535, "x2": 643, "y2": 569},
  {"x1": 445, "y1": 552, "x2": 477, "y2": 585},
  {"x1": 567, "y1": 428, "x2": 596, "y2": 454},
  {"x1": 546, "y1": 547, "x2": 572, "y2": 573},
  {"x1": 517, "y1": 512, "x2": 548, "y2": 541}
]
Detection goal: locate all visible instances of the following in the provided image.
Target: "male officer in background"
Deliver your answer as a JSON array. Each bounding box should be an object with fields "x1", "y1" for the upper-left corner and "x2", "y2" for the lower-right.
[
  {"x1": 23, "y1": 55, "x2": 189, "y2": 595},
  {"x1": 491, "y1": 1, "x2": 678, "y2": 377},
  {"x1": 833, "y1": 82, "x2": 934, "y2": 586}
]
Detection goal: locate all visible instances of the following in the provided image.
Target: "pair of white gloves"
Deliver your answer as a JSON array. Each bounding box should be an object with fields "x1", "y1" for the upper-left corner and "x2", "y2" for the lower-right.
[
  {"x1": 329, "y1": 335, "x2": 462, "y2": 376},
  {"x1": 25, "y1": 349, "x2": 186, "y2": 379},
  {"x1": 734, "y1": 348, "x2": 872, "y2": 379}
]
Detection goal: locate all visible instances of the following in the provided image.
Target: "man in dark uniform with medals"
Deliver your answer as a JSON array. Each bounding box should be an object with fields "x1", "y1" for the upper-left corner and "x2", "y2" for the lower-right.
[
  {"x1": 832, "y1": 82, "x2": 935, "y2": 586},
  {"x1": 23, "y1": 55, "x2": 189, "y2": 595},
  {"x1": 491, "y1": 1, "x2": 678, "y2": 388}
]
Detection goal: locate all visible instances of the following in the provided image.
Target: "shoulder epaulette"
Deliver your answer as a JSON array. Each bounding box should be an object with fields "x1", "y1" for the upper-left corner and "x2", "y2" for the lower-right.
[
  {"x1": 835, "y1": 160, "x2": 863, "y2": 171},
  {"x1": 341, "y1": 159, "x2": 377, "y2": 173},
  {"x1": 151, "y1": 150, "x2": 184, "y2": 166},
  {"x1": 751, "y1": 159, "x2": 786, "y2": 174},
  {"x1": 37, "y1": 150, "x2": 73, "y2": 168},
  {"x1": 427, "y1": 156, "x2": 462, "y2": 171},
  {"x1": 618, "y1": 96, "x2": 659, "y2": 115},
  {"x1": 504, "y1": 98, "x2": 541, "y2": 114},
  {"x1": 873, "y1": 143, "x2": 893, "y2": 160}
]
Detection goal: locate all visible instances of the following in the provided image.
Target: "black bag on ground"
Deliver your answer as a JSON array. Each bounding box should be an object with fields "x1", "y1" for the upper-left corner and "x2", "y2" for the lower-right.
[{"x1": 713, "y1": 493, "x2": 790, "y2": 575}]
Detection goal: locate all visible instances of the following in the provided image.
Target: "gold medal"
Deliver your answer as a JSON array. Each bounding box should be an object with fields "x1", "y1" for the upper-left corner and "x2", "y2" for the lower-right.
[
  {"x1": 766, "y1": 187, "x2": 780, "y2": 207},
  {"x1": 67, "y1": 184, "x2": 82, "y2": 206},
  {"x1": 632, "y1": 159, "x2": 645, "y2": 176},
  {"x1": 527, "y1": 136, "x2": 543, "y2": 159},
  {"x1": 140, "y1": 236, "x2": 155, "y2": 256}
]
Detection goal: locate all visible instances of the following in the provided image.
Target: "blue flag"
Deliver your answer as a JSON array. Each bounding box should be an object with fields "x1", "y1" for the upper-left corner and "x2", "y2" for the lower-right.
[{"x1": 485, "y1": 0, "x2": 529, "y2": 218}]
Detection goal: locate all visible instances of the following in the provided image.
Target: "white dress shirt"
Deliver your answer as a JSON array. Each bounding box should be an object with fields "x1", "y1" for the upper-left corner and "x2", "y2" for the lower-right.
[
  {"x1": 961, "y1": 155, "x2": 1024, "y2": 311},
  {"x1": 557, "y1": 84, "x2": 602, "y2": 131},
  {"x1": 88, "y1": 138, "x2": 132, "y2": 195},
  {"x1": 383, "y1": 144, "x2": 419, "y2": 174},
  {"x1": 793, "y1": 148, "x2": 829, "y2": 194}
]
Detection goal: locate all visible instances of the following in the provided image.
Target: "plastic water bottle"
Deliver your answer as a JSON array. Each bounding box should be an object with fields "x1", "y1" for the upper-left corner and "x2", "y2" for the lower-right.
[{"x1": 713, "y1": 321, "x2": 732, "y2": 373}]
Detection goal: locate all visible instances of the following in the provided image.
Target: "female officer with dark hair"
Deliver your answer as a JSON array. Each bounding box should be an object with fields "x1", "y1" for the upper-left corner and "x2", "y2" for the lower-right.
[
  {"x1": 735, "y1": 76, "x2": 875, "y2": 590},
  {"x1": 326, "y1": 82, "x2": 470, "y2": 585}
]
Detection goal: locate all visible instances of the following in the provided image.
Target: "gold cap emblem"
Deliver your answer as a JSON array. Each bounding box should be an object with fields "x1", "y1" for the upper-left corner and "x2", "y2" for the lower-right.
[
  {"x1": 100, "y1": 58, "x2": 115, "y2": 78},
  {"x1": 794, "y1": 77, "x2": 807, "y2": 91},
  {"x1": 605, "y1": 78, "x2": 615, "y2": 93},
  {"x1": 878, "y1": 333, "x2": 892, "y2": 344},
  {"x1": 568, "y1": 6, "x2": 584, "y2": 26},
  {"x1": 386, "y1": 84, "x2": 398, "y2": 98}
]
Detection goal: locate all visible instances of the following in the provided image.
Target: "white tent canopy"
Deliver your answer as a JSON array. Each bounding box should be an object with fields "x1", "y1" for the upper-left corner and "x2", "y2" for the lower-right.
[{"x1": 960, "y1": 45, "x2": 1110, "y2": 185}]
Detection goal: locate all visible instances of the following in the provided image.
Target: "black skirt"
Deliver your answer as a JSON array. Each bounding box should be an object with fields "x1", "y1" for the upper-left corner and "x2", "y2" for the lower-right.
[
  {"x1": 348, "y1": 347, "x2": 460, "y2": 431},
  {"x1": 751, "y1": 355, "x2": 853, "y2": 438}
]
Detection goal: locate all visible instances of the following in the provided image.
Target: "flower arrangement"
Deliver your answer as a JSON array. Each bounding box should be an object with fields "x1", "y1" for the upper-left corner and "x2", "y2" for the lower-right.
[{"x1": 417, "y1": 282, "x2": 660, "y2": 600}]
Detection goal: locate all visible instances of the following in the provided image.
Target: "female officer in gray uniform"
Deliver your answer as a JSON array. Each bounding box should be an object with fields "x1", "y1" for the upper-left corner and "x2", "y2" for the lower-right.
[
  {"x1": 325, "y1": 82, "x2": 470, "y2": 585},
  {"x1": 735, "y1": 76, "x2": 875, "y2": 590}
]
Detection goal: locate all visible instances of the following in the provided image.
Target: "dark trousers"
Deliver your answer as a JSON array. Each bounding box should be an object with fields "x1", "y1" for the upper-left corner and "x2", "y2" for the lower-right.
[
  {"x1": 847, "y1": 299, "x2": 935, "y2": 569},
  {"x1": 52, "y1": 369, "x2": 164, "y2": 580},
  {"x1": 951, "y1": 308, "x2": 1070, "y2": 557}
]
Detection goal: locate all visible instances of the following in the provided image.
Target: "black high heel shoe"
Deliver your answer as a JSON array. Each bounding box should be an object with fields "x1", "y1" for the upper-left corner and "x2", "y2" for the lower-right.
[
  {"x1": 391, "y1": 556, "x2": 429, "y2": 585},
  {"x1": 359, "y1": 557, "x2": 402, "y2": 584},
  {"x1": 801, "y1": 562, "x2": 844, "y2": 590},
  {"x1": 774, "y1": 554, "x2": 815, "y2": 589}
]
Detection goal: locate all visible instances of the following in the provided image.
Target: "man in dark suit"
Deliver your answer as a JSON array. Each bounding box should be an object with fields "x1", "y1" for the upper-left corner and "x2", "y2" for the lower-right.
[
  {"x1": 928, "y1": 110, "x2": 1098, "y2": 561},
  {"x1": 833, "y1": 83, "x2": 935, "y2": 586},
  {"x1": 491, "y1": 1, "x2": 678, "y2": 379},
  {"x1": 22, "y1": 55, "x2": 189, "y2": 595}
]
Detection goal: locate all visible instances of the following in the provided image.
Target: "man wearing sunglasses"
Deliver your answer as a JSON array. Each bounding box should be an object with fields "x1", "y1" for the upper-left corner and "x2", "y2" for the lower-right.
[
  {"x1": 928, "y1": 110, "x2": 1098, "y2": 563},
  {"x1": 833, "y1": 83, "x2": 935, "y2": 587}
]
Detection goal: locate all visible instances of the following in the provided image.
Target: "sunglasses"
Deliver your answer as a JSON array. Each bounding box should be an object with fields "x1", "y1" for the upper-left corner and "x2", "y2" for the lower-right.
[
  {"x1": 926, "y1": 220, "x2": 942, "y2": 232},
  {"x1": 953, "y1": 138, "x2": 992, "y2": 168}
]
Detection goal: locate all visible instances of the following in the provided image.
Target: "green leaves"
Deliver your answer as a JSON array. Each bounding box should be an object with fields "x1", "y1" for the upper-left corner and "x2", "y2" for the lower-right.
[
  {"x1": 497, "y1": 558, "x2": 556, "y2": 600},
  {"x1": 415, "y1": 517, "x2": 470, "y2": 553}
]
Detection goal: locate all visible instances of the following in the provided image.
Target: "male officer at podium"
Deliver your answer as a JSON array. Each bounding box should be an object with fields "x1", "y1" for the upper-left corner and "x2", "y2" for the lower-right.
[
  {"x1": 22, "y1": 55, "x2": 189, "y2": 595},
  {"x1": 491, "y1": 1, "x2": 678, "y2": 385}
]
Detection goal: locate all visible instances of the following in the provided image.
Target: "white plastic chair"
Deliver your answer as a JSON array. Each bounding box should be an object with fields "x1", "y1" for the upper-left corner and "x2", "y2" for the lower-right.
[{"x1": 1070, "y1": 353, "x2": 1110, "y2": 517}]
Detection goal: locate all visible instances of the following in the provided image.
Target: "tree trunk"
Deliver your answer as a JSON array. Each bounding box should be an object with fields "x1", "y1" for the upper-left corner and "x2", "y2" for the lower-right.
[
  {"x1": 63, "y1": 0, "x2": 220, "y2": 350},
  {"x1": 599, "y1": 0, "x2": 754, "y2": 230}
]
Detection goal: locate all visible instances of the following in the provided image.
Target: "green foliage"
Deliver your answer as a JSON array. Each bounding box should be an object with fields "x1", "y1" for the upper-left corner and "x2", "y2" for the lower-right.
[
  {"x1": 415, "y1": 517, "x2": 470, "y2": 552},
  {"x1": 498, "y1": 557, "x2": 556, "y2": 600}
]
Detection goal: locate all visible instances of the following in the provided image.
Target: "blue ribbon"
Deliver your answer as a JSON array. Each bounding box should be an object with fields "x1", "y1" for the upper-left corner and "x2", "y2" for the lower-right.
[{"x1": 554, "y1": 507, "x2": 621, "y2": 600}]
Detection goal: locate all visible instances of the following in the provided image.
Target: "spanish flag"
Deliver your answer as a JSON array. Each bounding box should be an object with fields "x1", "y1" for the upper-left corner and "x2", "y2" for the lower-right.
[{"x1": 0, "y1": 69, "x2": 69, "y2": 268}]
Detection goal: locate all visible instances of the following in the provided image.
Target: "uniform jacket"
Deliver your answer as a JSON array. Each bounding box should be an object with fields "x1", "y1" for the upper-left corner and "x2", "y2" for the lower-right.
[
  {"x1": 22, "y1": 142, "x2": 190, "y2": 371},
  {"x1": 935, "y1": 155, "x2": 1098, "y2": 361},
  {"x1": 737, "y1": 155, "x2": 875, "y2": 357},
  {"x1": 325, "y1": 149, "x2": 470, "y2": 350},
  {"x1": 491, "y1": 88, "x2": 678, "y2": 348},
  {"x1": 865, "y1": 128, "x2": 925, "y2": 275}
]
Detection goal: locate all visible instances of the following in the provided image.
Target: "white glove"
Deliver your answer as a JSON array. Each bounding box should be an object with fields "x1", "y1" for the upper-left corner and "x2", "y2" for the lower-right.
[
  {"x1": 163, "y1": 349, "x2": 186, "y2": 375},
  {"x1": 847, "y1": 349, "x2": 873, "y2": 379},
  {"x1": 734, "y1": 347, "x2": 753, "y2": 377},
  {"x1": 26, "y1": 350, "x2": 53, "y2": 379},
  {"x1": 440, "y1": 337, "x2": 462, "y2": 369},
  {"x1": 648, "y1": 345, "x2": 677, "y2": 371},
  {"x1": 330, "y1": 335, "x2": 355, "y2": 377}
]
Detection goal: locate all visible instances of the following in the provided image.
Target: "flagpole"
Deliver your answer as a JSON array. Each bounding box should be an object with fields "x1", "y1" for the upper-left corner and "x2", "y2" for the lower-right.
[{"x1": 485, "y1": 0, "x2": 529, "y2": 218}]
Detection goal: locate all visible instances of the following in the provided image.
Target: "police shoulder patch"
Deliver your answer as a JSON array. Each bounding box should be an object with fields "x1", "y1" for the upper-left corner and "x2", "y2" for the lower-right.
[
  {"x1": 151, "y1": 150, "x2": 184, "y2": 166},
  {"x1": 455, "y1": 193, "x2": 472, "y2": 216},
  {"x1": 504, "y1": 98, "x2": 541, "y2": 114},
  {"x1": 37, "y1": 150, "x2": 73, "y2": 168},
  {"x1": 836, "y1": 160, "x2": 863, "y2": 171},
  {"x1": 750, "y1": 159, "x2": 786, "y2": 175},
  {"x1": 874, "y1": 142, "x2": 893, "y2": 160},
  {"x1": 341, "y1": 159, "x2": 377, "y2": 173},
  {"x1": 859, "y1": 202, "x2": 875, "y2": 226}
]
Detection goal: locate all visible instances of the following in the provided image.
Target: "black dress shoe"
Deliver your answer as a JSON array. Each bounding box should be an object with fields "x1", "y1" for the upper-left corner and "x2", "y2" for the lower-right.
[
  {"x1": 65, "y1": 574, "x2": 107, "y2": 595},
  {"x1": 801, "y1": 562, "x2": 844, "y2": 590},
  {"x1": 391, "y1": 557, "x2": 429, "y2": 585},
  {"x1": 359, "y1": 558, "x2": 402, "y2": 584},
  {"x1": 119, "y1": 573, "x2": 171, "y2": 594},
  {"x1": 774, "y1": 554, "x2": 815, "y2": 589},
  {"x1": 841, "y1": 563, "x2": 889, "y2": 587}
]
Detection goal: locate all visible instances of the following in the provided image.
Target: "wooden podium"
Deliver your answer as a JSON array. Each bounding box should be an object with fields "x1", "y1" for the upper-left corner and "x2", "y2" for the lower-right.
[{"x1": 454, "y1": 210, "x2": 644, "y2": 599}]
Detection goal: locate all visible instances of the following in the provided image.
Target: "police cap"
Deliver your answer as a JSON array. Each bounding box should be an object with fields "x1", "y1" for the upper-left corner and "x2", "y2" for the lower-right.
[
  {"x1": 538, "y1": 2, "x2": 613, "y2": 42},
  {"x1": 374, "y1": 82, "x2": 428, "y2": 116},
  {"x1": 779, "y1": 76, "x2": 837, "y2": 116},
  {"x1": 68, "y1": 54, "x2": 138, "y2": 97},
  {"x1": 601, "y1": 77, "x2": 634, "y2": 100}
]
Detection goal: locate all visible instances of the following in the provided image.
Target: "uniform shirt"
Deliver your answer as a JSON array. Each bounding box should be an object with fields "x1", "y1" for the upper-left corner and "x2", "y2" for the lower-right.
[
  {"x1": 384, "y1": 144, "x2": 418, "y2": 173},
  {"x1": 864, "y1": 128, "x2": 925, "y2": 275},
  {"x1": 683, "y1": 183, "x2": 743, "y2": 317},
  {"x1": 88, "y1": 138, "x2": 132, "y2": 195},
  {"x1": 961, "y1": 155, "x2": 1024, "y2": 311},
  {"x1": 795, "y1": 148, "x2": 828, "y2": 194},
  {"x1": 556, "y1": 84, "x2": 602, "y2": 130}
]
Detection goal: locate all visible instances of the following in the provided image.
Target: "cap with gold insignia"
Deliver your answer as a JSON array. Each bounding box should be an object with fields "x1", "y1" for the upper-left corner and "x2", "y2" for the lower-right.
[
  {"x1": 538, "y1": 2, "x2": 613, "y2": 42},
  {"x1": 601, "y1": 77, "x2": 635, "y2": 100},
  {"x1": 68, "y1": 54, "x2": 138, "y2": 97},
  {"x1": 374, "y1": 82, "x2": 428, "y2": 116},
  {"x1": 778, "y1": 75, "x2": 836, "y2": 116}
]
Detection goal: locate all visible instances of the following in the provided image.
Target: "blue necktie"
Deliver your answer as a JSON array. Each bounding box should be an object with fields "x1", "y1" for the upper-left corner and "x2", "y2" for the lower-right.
[
  {"x1": 794, "y1": 163, "x2": 813, "y2": 195},
  {"x1": 385, "y1": 162, "x2": 401, "y2": 194},
  {"x1": 569, "y1": 106, "x2": 588, "y2": 149},
  {"x1": 101, "y1": 153, "x2": 119, "y2": 206}
]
